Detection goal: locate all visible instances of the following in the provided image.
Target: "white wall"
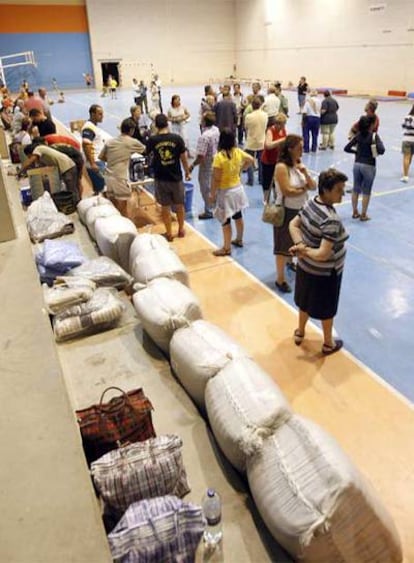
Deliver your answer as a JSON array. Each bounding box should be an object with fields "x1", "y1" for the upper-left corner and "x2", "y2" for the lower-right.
[
  {"x1": 234, "y1": 0, "x2": 414, "y2": 94},
  {"x1": 86, "y1": 0, "x2": 236, "y2": 87}
]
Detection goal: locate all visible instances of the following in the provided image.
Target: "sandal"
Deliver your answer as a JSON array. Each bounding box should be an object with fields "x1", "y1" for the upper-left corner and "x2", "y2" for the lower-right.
[
  {"x1": 178, "y1": 229, "x2": 186, "y2": 238},
  {"x1": 161, "y1": 232, "x2": 174, "y2": 242},
  {"x1": 231, "y1": 239, "x2": 243, "y2": 248},
  {"x1": 322, "y1": 339, "x2": 343, "y2": 355},
  {"x1": 360, "y1": 214, "x2": 371, "y2": 222},
  {"x1": 294, "y1": 329, "x2": 304, "y2": 346},
  {"x1": 212, "y1": 248, "x2": 231, "y2": 257},
  {"x1": 275, "y1": 281, "x2": 292, "y2": 293},
  {"x1": 352, "y1": 211, "x2": 360, "y2": 219}
]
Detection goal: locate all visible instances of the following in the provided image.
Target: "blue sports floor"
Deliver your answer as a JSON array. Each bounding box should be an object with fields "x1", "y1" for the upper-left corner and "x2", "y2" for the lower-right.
[{"x1": 51, "y1": 85, "x2": 414, "y2": 404}]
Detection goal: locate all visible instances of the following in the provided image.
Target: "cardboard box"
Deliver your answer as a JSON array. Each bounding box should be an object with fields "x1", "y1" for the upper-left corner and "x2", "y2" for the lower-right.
[
  {"x1": 69, "y1": 119, "x2": 86, "y2": 133},
  {"x1": 27, "y1": 166, "x2": 60, "y2": 200}
]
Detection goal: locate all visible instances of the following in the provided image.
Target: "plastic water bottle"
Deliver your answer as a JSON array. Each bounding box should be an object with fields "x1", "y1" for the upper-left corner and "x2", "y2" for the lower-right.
[{"x1": 202, "y1": 488, "x2": 222, "y2": 546}]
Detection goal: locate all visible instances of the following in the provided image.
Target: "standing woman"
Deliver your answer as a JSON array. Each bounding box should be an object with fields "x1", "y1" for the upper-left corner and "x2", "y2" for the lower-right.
[
  {"x1": 209, "y1": 128, "x2": 254, "y2": 256},
  {"x1": 319, "y1": 90, "x2": 339, "y2": 150},
  {"x1": 302, "y1": 90, "x2": 321, "y2": 153},
  {"x1": 273, "y1": 135, "x2": 316, "y2": 293},
  {"x1": 289, "y1": 169, "x2": 349, "y2": 355},
  {"x1": 344, "y1": 115, "x2": 385, "y2": 221},
  {"x1": 400, "y1": 104, "x2": 414, "y2": 182},
  {"x1": 297, "y1": 77, "x2": 308, "y2": 114},
  {"x1": 261, "y1": 113, "x2": 287, "y2": 202},
  {"x1": 168, "y1": 94, "x2": 191, "y2": 153}
]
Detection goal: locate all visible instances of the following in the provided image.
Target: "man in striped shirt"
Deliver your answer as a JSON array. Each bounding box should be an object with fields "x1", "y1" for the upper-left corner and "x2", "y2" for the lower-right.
[{"x1": 189, "y1": 111, "x2": 219, "y2": 219}]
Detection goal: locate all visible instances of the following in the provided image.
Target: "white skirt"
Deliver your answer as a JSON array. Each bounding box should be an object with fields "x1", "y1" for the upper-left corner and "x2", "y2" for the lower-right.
[{"x1": 214, "y1": 184, "x2": 249, "y2": 224}]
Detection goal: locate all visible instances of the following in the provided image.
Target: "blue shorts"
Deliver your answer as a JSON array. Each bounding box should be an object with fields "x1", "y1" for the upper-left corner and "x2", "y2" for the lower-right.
[{"x1": 353, "y1": 162, "x2": 376, "y2": 196}]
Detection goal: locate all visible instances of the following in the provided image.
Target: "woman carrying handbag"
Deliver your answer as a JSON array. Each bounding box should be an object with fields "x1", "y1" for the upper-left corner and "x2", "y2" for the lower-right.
[{"x1": 273, "y1": 135, "x2": 316, "y2": 293}]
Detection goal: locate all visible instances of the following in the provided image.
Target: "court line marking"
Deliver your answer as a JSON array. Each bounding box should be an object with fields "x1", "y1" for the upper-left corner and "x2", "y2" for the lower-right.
[{"x1": 189, "y1": 227, "x2": 413, "y2": 408}]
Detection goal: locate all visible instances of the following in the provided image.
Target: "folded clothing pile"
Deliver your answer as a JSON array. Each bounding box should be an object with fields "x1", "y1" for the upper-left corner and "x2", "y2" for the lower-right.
[
  {"x1": 36, "y1": 239, "x2": 86, "y2": 285},
  {"x1": 53, "y1": 287, "x2": 125, "y2": 342},
  {"x1": 42, "y1": 276, "x2": 96, "y2": 315},
  {"x1": 26, "y1": 191, "x2": 74, "y2": 243},
  {"x1": 68, "y1": 256, "x2": 133, "y2": 290}
]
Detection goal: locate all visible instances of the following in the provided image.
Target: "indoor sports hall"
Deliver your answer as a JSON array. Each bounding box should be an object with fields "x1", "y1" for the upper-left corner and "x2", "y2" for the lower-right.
[{"x1": 0, "y1": 1, "x2": 413, "y2": 562}]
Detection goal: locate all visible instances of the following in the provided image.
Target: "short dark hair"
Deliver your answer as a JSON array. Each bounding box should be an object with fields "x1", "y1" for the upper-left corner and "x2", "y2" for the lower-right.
[
  {"x1": 155, "y1": 113, "x2": 168, "y2": 129},
  {"x1": 29, "y1": 108, "x2": 41, "y2": 117},
  {"x1": 121, "y1": 118, "x2": 135, "y2": 135},
  {"x1": 318, "y1": 168, "x2": 348, "y2": 195},
  {"x1": 203, "y1": 111, "x2": 216, "y2": 127},
  {"x1": 358, "y1": 115, "x2": 374, "y2": 135},
  {"x1": 89, "y1": 104, "x2": 101, "y2": 117},
  {"x1": 278, "y1": 134, "x2": 303, "y2": 167},
  {"x1": 24, "y1": 143, "x2": 35, "y2": 156},
  {"x1": 252, "y1": 96, "x2": 262, "y2": 110}
]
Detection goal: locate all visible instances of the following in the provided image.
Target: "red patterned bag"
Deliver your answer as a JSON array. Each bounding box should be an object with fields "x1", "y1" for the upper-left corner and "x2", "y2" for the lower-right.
[{"x1": 76, "y1": 386, "x2": 155, "y2": 465}]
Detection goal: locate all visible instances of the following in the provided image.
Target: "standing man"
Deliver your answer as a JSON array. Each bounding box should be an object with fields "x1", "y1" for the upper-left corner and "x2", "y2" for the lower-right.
[
  {"x1": 297, "y1": 76, "x2": 308, "y2": 113},
  {"x1": 146, "y1": 114, "x2": 191, "y2": 241},
  {"x1": 263, "y1": 84, "x2": 281, "y2": 119},
  {"x1": 244, "y1": 96, "x2": 267, "y2": 186},
  {"x1": 319, "y1": 90, "x2": 339, "y2": 150},
  {"x1": 81, "y1": 104, "x2": 109, "y2": 194},
  {"x1": 189, "y1": 111, "x2": 219, "y2": 219},
  {"x1": 38, "y1": 88, "x2": 52, "y2": 120},
  {"x1": 153, "y1": 73, "x2": 162, "y2": 113},
  {"x1": 214, "y1": 85, "x2": 237, "y2": 133},
  {"x1": 99, "y1": 118, "x2": 145, "y2": 216},
  {"x1": 232, "y1": 82, "x2": 246, "y2": 145}
]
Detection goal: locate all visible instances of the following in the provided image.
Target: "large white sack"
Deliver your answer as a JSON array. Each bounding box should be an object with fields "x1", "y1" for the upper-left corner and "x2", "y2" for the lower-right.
[
  {"x1": 205, "y1": 357, "x2": 291, "y2": 473},
  {"x1": 170, "y1": 320, "x2": 249, "y2": 410},
  {"x1": 132, "y1": 278, "x2": 202, "y2": 354},
  {"x1": 95, "y1": 216, "x2": 137, "y2": 273},
  {"x1": 85, "y1": 203, "x2": 120, "y2": 240},
  {"x1": 246, "y1": 415, "x2": 402, "y2": 563},
  {"x1": 129, "y1": 233, "x2": 170, "y2": 268},
  {"x1": 131, "y1": 247, "x2": 189, "y2": 287},
  {"x1": 77, "y1": 195, "x2": 113, "y2": 224}
]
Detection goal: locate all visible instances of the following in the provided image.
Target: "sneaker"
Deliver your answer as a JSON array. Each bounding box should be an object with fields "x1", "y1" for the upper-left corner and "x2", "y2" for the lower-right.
[
  {"x1": 198, "y1": 212, "x2": 213, "y2": 220},
  {"x1": 275, "y1": 280, "x2": 292, "y2": 293},
  {"x1": 318, "y1": 146, "x2": 327, "y2": 150},
  {"x1": 400, "y1": 176, "x2": 409, "y2": 183}
]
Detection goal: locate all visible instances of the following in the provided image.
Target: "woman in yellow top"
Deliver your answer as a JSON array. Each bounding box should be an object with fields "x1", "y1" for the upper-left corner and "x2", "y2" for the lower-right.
[{"x1": 209, "y1": 128, "x2": 255, "y2": 256}]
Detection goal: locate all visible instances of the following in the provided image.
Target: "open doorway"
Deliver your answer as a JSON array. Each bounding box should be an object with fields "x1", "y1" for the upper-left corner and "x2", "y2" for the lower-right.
[{"x1": 100, "y1": 61, "x2": 120, "y2": 87}]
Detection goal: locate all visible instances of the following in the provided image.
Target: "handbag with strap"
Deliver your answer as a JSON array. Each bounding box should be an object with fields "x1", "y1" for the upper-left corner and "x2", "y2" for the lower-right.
[
  {"x1": 262, "y1": 186, "x2": 285, "y2": 227},
  {"x1": 76, "y1": 386, "x2": 156, "y2": 465}
]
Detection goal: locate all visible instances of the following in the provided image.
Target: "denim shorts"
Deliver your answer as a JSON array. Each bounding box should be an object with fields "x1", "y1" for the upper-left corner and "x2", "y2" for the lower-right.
[{"x1": 353, "y1": 162, "x2": 376, "y2": 195}]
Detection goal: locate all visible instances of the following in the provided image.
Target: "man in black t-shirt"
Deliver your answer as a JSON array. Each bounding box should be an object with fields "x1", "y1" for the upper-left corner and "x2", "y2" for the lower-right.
[
  {"x1": 29, "y1": 108, "x2": 56, "y2": 137},
  {"x1": 146, "y1": 114, "x2": 191, "y2": 241}
]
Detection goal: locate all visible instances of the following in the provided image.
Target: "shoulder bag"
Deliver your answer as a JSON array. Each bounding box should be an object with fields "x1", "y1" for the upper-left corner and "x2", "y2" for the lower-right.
[{"x1": 262, "y1": 186, "x2": 285, "y2": 227}]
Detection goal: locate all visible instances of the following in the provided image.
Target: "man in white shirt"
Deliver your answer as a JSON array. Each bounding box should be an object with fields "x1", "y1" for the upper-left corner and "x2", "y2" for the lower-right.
[
  {"x1": 263, "y1": 84, "x2": 281, "y2": 119},
  {"x1": 244, "y1": 96, "x2": 268, "y2": 185},
  {"x1": 99, "y1": 118, "x2": 145, "y2": 216},
  {"x1": 81, "y1": 104, "x2": 110, "y2": 194}
]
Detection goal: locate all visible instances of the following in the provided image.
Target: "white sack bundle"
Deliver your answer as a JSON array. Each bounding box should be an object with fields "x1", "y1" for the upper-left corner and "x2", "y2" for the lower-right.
[
  {"x1": 53, "y1": 287, "x2": 124, "y2": 341},
  {"x1": 85, "y1": 203, "x2": 120, "y2": 240},
  {"x1": 205, "y1": 357, "x2": 291, "y2": 473},
  {"x1": 95, "y1": 215, "x2": 137, "y2": 273},
  {"x1": 129, "y1": 233, "x2": 170, "y2": 270},
  {"x1": 131, "y1": 246, "x2": 189, "y2": 287},
  {"x1": 246, "y1": 415, "x2": 402, "y2": 563},
  {"x1": 169, "y1": 320, "x2": 249, "y2": 410},
  {"x1": 77, "y1": 195, "x2": 113, "y2": 224},
  {"x1": 132, "y1": 278, "x2": 202, "y2": 354}
]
